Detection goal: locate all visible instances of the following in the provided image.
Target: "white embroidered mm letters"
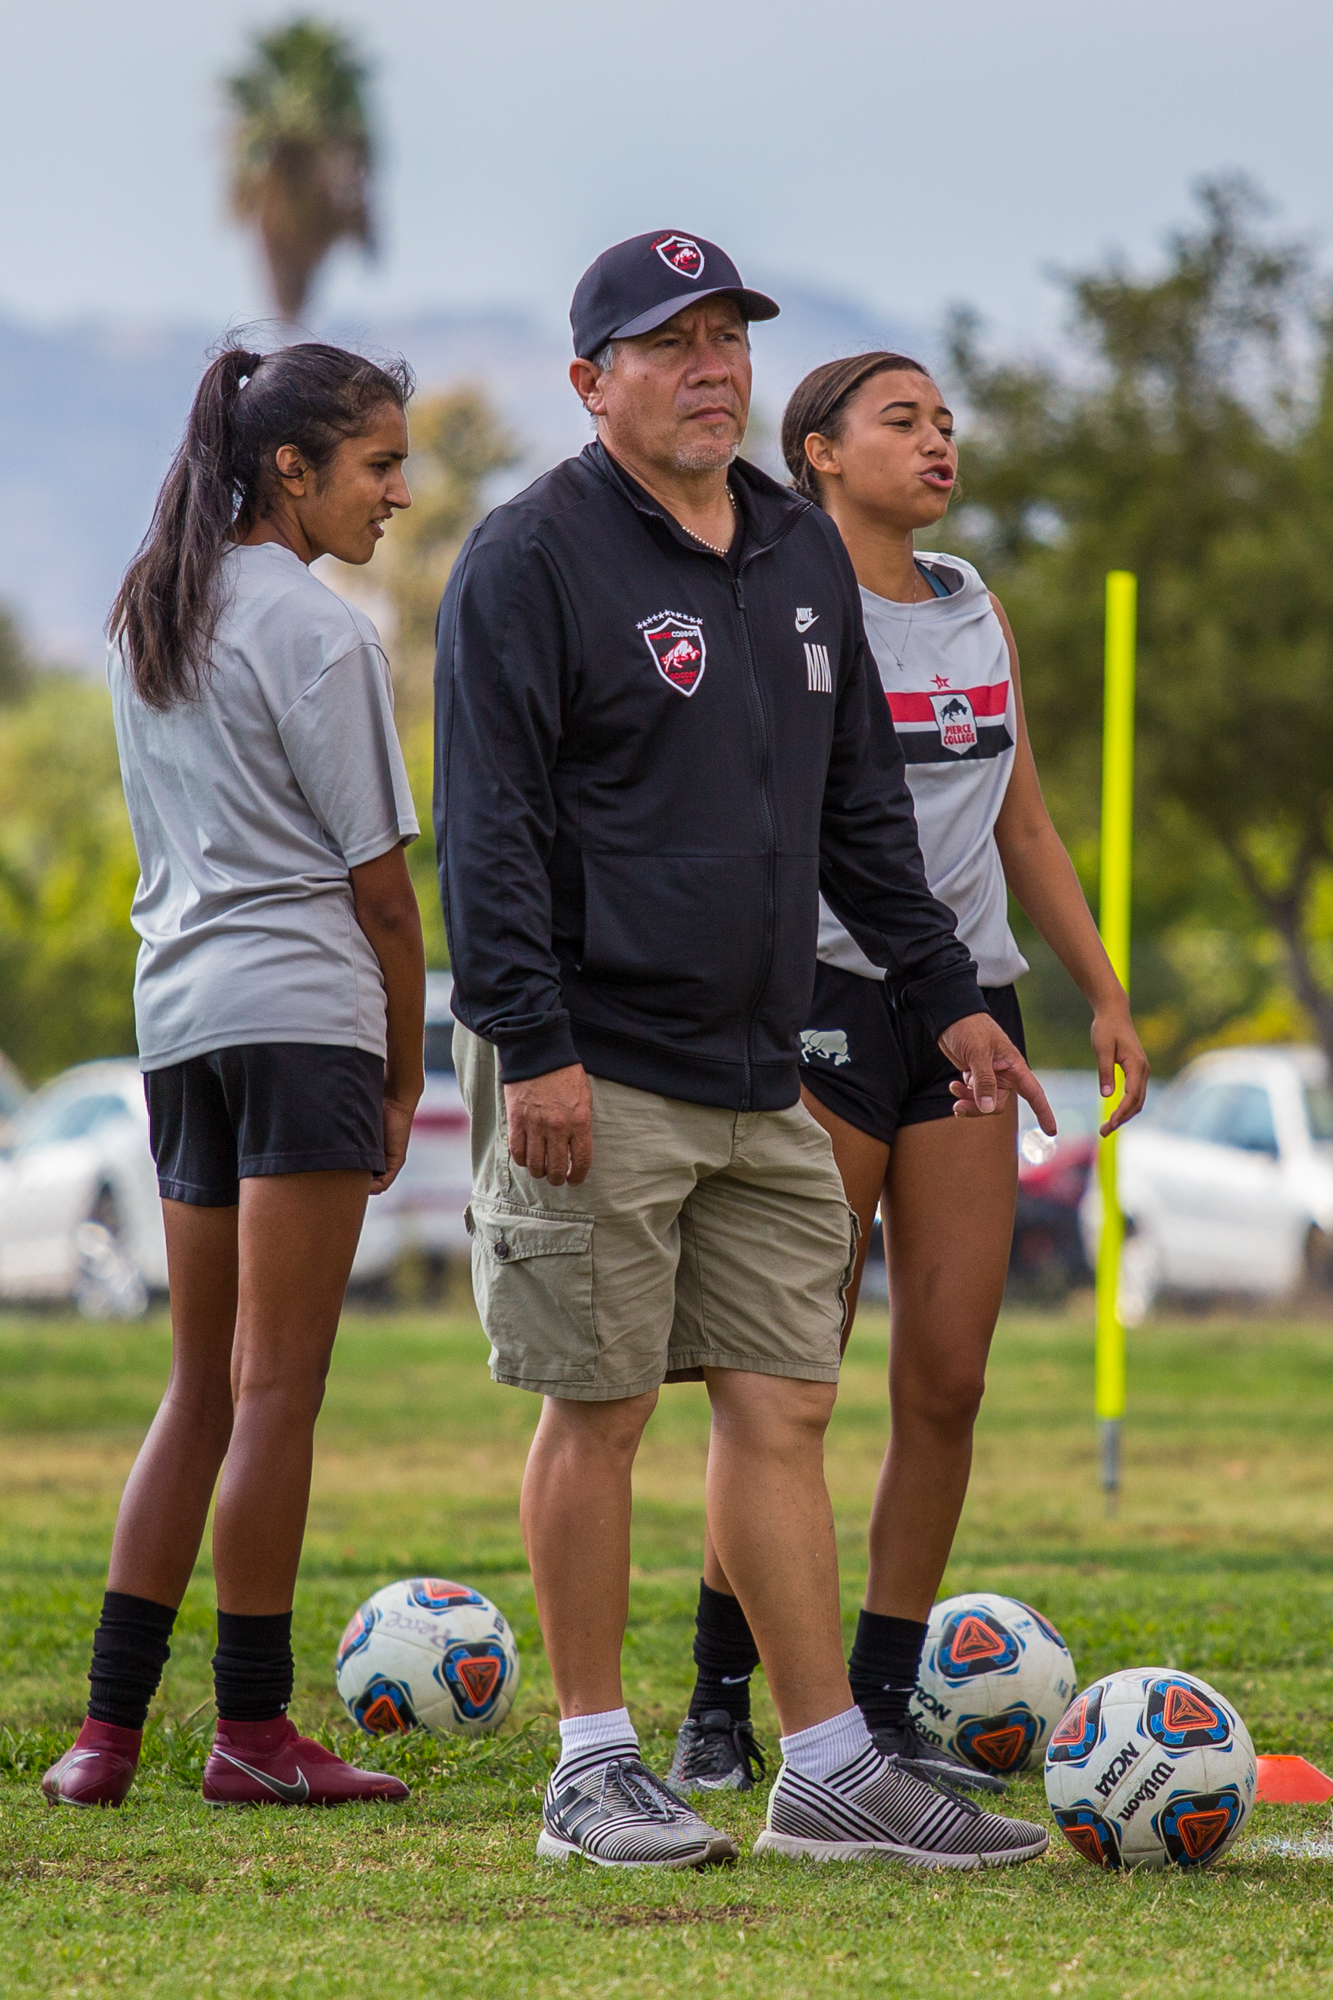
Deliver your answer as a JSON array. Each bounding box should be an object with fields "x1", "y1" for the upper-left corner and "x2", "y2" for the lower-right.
[{"x1": 804, "y1": 642, "x2": 832, "y2": 693}]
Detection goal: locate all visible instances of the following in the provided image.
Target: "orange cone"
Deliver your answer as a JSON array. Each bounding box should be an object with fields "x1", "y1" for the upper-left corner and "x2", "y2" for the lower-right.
[{"x1": 1255, "y1": 1755, "x2": 1333, "y2": 1803}]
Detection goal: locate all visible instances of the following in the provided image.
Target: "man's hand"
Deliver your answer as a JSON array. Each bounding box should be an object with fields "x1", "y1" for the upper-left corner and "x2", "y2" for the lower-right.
[
  {"x1": 938, "y1": 1012, "x2": 1056, "y2": 1134},
  {"x1": 503, "y1": 1064, "x2": 594, "y2": 1186}
]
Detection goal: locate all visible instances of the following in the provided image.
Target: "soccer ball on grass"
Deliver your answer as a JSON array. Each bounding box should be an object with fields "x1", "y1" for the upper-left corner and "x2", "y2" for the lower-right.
[
  {"x1": 335, "y1": 1577, "x2": 520, "y2": 1740},
  {"x1": 1045, "y1": 1667, "x2": 1256, "y2": 1869},
  {"x1": 911, "y1": 1591, "x2": 1078, "y2": 1777}
]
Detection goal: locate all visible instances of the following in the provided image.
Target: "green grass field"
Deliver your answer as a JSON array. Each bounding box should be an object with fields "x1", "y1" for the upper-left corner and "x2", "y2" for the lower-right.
[{"x1": 3, "y1": 1300, "x2": 1333, "y2": 1997}]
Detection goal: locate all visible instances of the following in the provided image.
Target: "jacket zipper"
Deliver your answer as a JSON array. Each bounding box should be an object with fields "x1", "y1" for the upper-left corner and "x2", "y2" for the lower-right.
[{"x1": 733, "y1": 566, "x2": 777, "y2": 1114}]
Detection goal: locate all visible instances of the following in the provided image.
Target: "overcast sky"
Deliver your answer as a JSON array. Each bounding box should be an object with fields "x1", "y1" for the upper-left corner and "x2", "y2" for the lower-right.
[{"x1": 4, "y1": 0, "x2": 1333, "y2": 345}]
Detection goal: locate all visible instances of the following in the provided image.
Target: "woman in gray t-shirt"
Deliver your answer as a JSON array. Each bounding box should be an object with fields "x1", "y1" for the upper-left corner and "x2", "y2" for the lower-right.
[{"x1": 43, "y1": 343, "x2": 427, "y2": 1811}]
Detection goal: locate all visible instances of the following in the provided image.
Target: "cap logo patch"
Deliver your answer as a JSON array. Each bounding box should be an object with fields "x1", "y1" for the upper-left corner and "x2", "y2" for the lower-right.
[
  {"x1": 653, "y1": 234, "x2": 704, "y2": 280},
  {"x1": 638, "y1": 609, "x2": 707, "y2": 696}
]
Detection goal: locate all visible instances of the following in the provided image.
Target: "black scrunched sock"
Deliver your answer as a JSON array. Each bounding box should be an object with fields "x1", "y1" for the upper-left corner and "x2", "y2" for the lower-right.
[
  {"x1": 87, "y1": 1589, "x2": 177, "y2": 1730},
  {"x1": 212, "y1": 1610, "x2": 294, "y2": 1723}
]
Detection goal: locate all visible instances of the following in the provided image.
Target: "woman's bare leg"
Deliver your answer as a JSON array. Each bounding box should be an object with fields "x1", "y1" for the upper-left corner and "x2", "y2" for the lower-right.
[
  {"x1": 107, "y1": 1173, "x2": 370, "y2": 1612},
  {"x1": 211, "y1": 1171, "x2": 369, "y2": 1614},
  {"x1": 800, "y1": 1085, "x2": 892, "y2": 1339},
  {"x1": 106, "y1": 1201, "x2": 240, "y2": 1606},
  {"x1": 866, "y1": 1106, "x2": 1017, "y2": 1618}
]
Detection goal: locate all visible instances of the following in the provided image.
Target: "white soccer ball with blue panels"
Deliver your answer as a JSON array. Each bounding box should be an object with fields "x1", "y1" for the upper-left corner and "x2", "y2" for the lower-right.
[
  {"x1": 910, "y1": 1591, "x2": 1078, "y2": 1776},
  {"x1": 335, "y1": 1577, "x2": 520, "y2": 1740},
  {"x1": 1044, "y1": 1667, "x2": 1256, "y2": 1869}
]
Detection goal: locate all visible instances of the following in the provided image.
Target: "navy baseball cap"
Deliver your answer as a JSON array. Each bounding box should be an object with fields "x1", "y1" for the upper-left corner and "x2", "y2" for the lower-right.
[{"x1": 571, "y1": 231, "x2": 780, "y2": 360}]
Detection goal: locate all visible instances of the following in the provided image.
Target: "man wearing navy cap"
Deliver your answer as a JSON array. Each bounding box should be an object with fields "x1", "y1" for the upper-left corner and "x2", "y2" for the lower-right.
[{"x1": 435, "y1": 231, "x2": 1051, "y2": 1870}]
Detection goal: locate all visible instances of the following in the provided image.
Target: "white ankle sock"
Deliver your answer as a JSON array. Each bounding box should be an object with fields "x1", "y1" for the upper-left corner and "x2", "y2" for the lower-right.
[
  {"x1": 554, "y1": 1706, "x2": 639, "y2": 1783},
  {"x1": 780, "y1": 1704, "x2": 874, "y2": 1782}
]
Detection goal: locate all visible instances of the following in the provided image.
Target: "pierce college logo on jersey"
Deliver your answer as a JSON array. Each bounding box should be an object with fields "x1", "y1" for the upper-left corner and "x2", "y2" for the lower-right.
[
  {"x1": 930, "y1": 690, "x2": 979, "y2": 754},
  {"x1": 638, "y1": 610, "x2": 707, "y2": 695},
  {"x1": 653, "y1": 234, "x2": 704, "y2": 279}
]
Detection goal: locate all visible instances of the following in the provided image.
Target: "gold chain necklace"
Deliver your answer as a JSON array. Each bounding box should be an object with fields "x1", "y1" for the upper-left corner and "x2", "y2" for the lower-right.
[{"x1": 682, "y1": 487, "x2": 737, "y2": 557}]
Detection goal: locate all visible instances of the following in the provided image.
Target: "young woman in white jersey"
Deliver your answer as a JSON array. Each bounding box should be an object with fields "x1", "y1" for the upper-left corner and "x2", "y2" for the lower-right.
[
  {"x1": 669, "y1": 352, "x2": 1150, "y2": 1798},
  {"x1": 42, "y1": 344, "x2": 426, "y2": 1811}
]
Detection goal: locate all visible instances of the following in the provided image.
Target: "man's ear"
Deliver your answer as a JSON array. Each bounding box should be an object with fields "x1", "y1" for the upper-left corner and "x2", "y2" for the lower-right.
[{"x1": 569, "y1": 358, "x2": 607, "y2": 416}]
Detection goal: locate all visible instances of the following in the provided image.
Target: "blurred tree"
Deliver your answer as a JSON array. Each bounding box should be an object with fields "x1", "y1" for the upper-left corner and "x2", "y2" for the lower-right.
[
  {"x1": 225, "y1": 18, "x2": 374, "y2": 323},
  {"x1": 945, "y1": 176, "x2": 1333, "y2": 1072},
  {"x1": 393, "y1": 391, "x2": 518, "y2": 966},
  {"x1": 0, "y1": 605, "x2": 31, "y2": 705},
  {"x1": 0, "y1": 679, "x2": 139, "y2": 1081},
  {"x1": 381, "y1": 389, "x2": 519, "y2": 716}
]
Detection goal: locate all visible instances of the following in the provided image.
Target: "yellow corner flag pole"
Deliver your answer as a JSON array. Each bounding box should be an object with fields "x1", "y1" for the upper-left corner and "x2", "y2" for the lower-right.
[{"x1": 1096, "y1": 571, "x2": 1136, "y2": 1512}]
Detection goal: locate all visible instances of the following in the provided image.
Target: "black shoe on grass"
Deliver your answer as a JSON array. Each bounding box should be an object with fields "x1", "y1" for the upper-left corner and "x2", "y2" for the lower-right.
[
  {"x1": 871, "y1": 1719, "x2": 1008, "y2": 1797},
  {"x1": 666, "y1": 1711, "x2": 767, "y2": 1795}
]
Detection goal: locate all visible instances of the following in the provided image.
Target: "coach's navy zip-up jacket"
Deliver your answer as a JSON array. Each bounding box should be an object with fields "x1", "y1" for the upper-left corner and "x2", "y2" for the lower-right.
[{"x1": 434, "y1": 441, "x2": 986, "y2": 1113}]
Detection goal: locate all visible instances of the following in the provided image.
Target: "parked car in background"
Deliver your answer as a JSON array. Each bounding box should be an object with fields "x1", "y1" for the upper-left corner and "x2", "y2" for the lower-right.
[
  {"x1": 1080, "y1": 1045, "x2": 1333, "y2": 1319},
  {"x1": 1, "y1": 984, "x2": 475, "y2": 1310},
  {"x1": 350, "y1": 972, "x2": 473, "y2": 1289},
  {"x1": 0, "y1": 1050, "x2": 29, "y2": 1148},
  {"x1": 0, "y1": 1060, "x2": 166, "y2": 1316},
  {"x1": 1011, "y1": 1071, "x2": 1110, "y2": 1293}
]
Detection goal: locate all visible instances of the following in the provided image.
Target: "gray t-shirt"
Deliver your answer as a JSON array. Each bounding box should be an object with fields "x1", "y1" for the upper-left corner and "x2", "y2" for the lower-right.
[{"x1": 109, "y1": 542, "x2": 419, "y2": 1071}]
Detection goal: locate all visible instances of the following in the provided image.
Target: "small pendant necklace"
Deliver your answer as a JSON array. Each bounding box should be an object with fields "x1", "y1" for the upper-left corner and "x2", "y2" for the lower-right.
[
  {"x1": 883, "y1": 564, "x2": 934, "y2": 672},
  {"x1": 682, "y1": 486, "x2": 737, "y2": 557}
]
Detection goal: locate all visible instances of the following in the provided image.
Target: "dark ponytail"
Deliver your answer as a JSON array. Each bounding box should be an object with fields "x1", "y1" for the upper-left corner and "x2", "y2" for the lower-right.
[
  {"x1": 110, "y1": 340, "x2": 414, "y2": 708},
  {"x1": 780, "y1": 351, "x2": 932, "y2": 508}
]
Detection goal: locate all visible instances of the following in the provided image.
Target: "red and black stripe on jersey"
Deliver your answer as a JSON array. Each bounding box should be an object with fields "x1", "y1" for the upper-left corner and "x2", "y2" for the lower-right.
[{"x1": 887, "y1": 684, "x2": 1014, "y2": 765}]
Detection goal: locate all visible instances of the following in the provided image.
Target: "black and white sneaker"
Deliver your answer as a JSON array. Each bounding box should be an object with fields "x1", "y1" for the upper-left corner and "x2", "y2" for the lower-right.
[
  {"x1": 666, "y1": 1711, "x2": 767, "y2": 1795},
  {"x1": 754, "y1": 1742, "x2": 1047, "y2": 1869},
  {"x1": 872, "y1": 1719, "x2": 1008, "y2": 1797},
  {"x1": 537, "y1": 1755, "x2": 739, "y2": 1869}
]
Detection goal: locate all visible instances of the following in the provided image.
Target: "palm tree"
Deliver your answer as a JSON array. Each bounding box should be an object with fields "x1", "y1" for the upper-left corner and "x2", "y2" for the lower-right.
[{"x1": 225, "y1": 18, "x2": 375, "y2": 324}]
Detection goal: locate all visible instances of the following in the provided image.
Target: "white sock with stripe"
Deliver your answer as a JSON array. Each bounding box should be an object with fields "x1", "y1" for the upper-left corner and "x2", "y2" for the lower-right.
[
  {"x1": 553, "y1": 1706, "x2": 639, "y2": 1787},
  {"x1": 779, "y1": 1704, "x2": 875, "y2": 1783}
]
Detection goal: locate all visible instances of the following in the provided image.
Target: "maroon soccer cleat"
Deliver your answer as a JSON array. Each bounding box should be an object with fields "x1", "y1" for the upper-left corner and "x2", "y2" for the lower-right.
[
  {"x1": 202, "y1": 1715, "x2": 411, "y2": 1807},
  {"x1": 42, "y1": 1718, "x2": 142, "y2": 1808}
]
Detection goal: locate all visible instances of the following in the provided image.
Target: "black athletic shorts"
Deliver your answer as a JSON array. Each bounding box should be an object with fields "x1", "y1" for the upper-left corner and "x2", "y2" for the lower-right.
[
  {"x1": 798, "y1": 962, "x2": 1026, "y2": 1147},
  {"x1": 144, "y1": 1043, "x2": 386, "y2": 1206}
]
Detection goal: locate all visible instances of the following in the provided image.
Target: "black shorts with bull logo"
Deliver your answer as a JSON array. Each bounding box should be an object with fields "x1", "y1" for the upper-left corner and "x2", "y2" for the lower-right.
[{"x1": 798, "y1": 962, "x2": 1025, "y2": 1147}]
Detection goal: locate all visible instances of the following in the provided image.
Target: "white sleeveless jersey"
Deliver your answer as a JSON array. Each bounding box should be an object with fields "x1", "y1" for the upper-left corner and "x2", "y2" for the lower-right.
[{"x1": 817, "y1": 552, "x2": 1028, "y2": 987}]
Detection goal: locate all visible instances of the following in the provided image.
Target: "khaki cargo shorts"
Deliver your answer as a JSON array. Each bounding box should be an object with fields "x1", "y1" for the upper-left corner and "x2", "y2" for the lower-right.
[{"x1": 455, "y1": 1024, "x2": 857, "y2": 1402}]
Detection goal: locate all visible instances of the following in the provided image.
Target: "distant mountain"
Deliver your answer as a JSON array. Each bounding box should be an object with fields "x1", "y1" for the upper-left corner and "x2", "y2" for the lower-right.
[{"x1": 0, "y1": 281, "x2": 924, "y2": 665}]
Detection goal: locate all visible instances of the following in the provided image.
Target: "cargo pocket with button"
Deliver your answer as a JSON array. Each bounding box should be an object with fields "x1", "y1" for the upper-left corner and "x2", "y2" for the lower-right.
[{"x1": 468, "y1": 1200, "x2": 597, "y2": 1387}]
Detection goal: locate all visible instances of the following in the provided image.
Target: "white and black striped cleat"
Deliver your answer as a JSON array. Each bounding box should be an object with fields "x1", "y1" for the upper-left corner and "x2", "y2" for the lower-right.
[
  {"x1": 537, "y1": 1755, "x2": 738, "y2": 1869},
  {"x1": 754, "y1": 1743, "x2": 1047, "y2": 1869}
]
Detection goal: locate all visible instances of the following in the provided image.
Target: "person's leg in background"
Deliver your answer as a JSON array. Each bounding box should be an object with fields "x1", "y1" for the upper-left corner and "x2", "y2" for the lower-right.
[{"x1": 850, "y1": 1104, "x2": 1016, "y2": 1749}]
